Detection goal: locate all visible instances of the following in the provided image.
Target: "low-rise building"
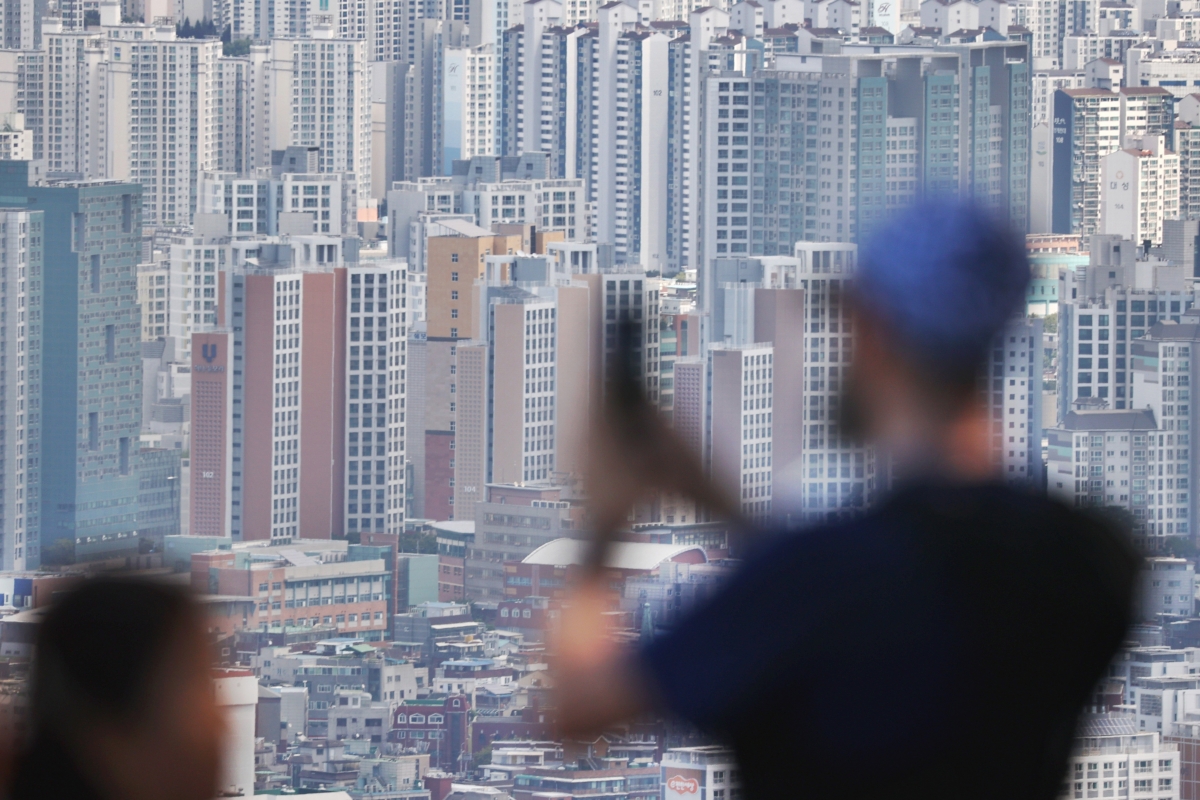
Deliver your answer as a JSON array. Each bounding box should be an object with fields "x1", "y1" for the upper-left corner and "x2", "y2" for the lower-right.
[
  {"x1": 389, "y1": 694, "x2": 472, "y2": 771},
  {"x1": 660, "y1": 746, "x2": 740, "y2": 800},
  {"x1": 190, "y1": 539, "x2": 391, "y2": 638},
  {"x1": 1061, "y1": 714, "x2": 1179, "y2": 800},
  {"x1": 1137, "y1": 559, "x2": 1198, "y2": 622}
]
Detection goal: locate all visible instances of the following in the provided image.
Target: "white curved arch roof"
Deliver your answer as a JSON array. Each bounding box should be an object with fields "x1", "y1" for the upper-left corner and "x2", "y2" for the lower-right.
[{"x1": 521, "y1": 538, "x2": 708, "y2": 571}]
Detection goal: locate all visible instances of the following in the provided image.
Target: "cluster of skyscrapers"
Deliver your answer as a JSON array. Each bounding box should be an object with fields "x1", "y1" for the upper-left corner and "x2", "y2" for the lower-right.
[{"x1": 9, "y1": 0, "x2": 1200, "y2": 571}]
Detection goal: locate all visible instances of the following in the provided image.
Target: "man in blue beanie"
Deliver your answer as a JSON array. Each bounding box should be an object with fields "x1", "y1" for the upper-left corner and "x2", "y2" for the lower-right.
[{"x1": 551, "y1": 199, "x2": 1138, "y2": 800}]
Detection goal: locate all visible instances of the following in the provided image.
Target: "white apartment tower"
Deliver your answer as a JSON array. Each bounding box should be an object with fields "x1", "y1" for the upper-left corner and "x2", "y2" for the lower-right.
[
  {"x1": 987, "y1": 318, "x2": 1046, "y2": 485},
  {"x1": 31, "y1": 16, "x2": 221, "y2": 227},
  {"x1": 440, "y1": 44, "x2": 496, "y2": 172},
  {"x1": 1047, "y1": 408, "x2": 1156, "y2": 533},
  {"x1": 1130, "y1": 319, "x2": 1200, "y2": 544},
  {"x1": 117, "y1": 27, "x2": 220, "y2": 227},
  {"x1": 586, "y1": 2, "x2": 671, "y2": 270},
  {"x1": 0, "y1": 210, "x2": 42, "y2": 570},
  {"x1": 343, "y1": 261, "x2": 408, "y2": 538},
  {"x1": 709, "y1": 343, "x2": 775, "y2": 522},
  {"x1": 1100, "y1": 135, "x2": 1180, "y2": 247},
  {"x1": 251, "y1": 26, "x2": 373, "y2": 204}
]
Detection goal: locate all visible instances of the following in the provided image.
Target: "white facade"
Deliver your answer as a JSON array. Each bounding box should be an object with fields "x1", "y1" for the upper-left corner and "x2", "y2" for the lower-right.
[
  {"x1": 0, "y1": 114, "x2": 33, "y2": 161},
  {"x1": 661, "y1": 747, "x2": 741, "y2": 800},
  {"x1": 440, "y1": 45, "x2": 496, "y2": 173},
  {"x1": 1129, "y1": 50, "x2": 1200, "y2": 98},
  {"x1": 1033, "y1": 70, "x2": 1085, "y2": 127},
  {"x1": 1131, "y1": 329, "x2": 1200, "y2": 542},
  {"x1": 213, "y1": 671, "x2": 258, "y2": 800},
  {"x1": 251, "y1": 27, "x2": 373, "y2": 204},
  {"x1": 1100, "y1": 137, "x2": 1180, "y2": 247},
  {"x1": 343, "y1": 260, "x2": 408, "y2": 537},
  {"x1": 1047, "y1": 409, "x2": 1156, "y2": 526},
  {"x1": 709, "y1": 343, "x2": 774, "y2": 522},
  {"x1": 0, "y1": 211, "x2": 40, "y2": 571},
  {"x1": 115, "y1": 27, "x2": 219, "y2": 227},
  {"x1": 26, "y1": 20, "x2": 220, "y2": 227},
  {"x1": 591, "y1": 2, "x2": 671, "y2": 270},
  {"x1": 1059, "y1": 721, "x2": 1179, "y2": 800},
  {"x1": 198, "y1": 171, "x2": 359, "y2": 237},
  {"x1": 1138, "y1": 558, "x2": 1197, "y2": 621}
]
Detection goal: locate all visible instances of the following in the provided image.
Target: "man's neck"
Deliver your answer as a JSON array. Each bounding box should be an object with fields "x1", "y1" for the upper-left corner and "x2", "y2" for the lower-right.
[{"x1": 880, "y1": 401, "x2": 997, "y2": 485}]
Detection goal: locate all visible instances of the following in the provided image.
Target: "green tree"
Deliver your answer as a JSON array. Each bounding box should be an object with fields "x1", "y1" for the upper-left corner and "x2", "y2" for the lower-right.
[
  {"x1": 223, "y1": 38, "x2": 252, "y2": 56},
  {"x1": 398, "y1": 529, "x2": 437, "y2": 554}
]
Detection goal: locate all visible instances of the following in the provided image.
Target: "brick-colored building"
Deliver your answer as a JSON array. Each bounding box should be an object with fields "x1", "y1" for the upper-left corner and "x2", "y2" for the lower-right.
[{"x1": 389, "y1": 693, "x2": 471, "y2": 770}]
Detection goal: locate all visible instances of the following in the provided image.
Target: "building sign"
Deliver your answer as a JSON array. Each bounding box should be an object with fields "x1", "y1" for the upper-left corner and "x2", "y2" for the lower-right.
[{"x1": 667, "y1": 775, "x2": 699, "y2": 795}]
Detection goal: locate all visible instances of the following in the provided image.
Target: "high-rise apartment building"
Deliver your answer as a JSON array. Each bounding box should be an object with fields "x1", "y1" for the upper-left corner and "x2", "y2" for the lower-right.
[
  {"x1": 582, "y1": 3, "x2": 671, "y2": 269},
  {"x1": 0, "y1": 209, "x2": 42, "y2": 570},
  {"x1": 0, "y1": 0, "x2": 48, "y2": 50},
  {"x1": 666, "y1": 7, "x2": 755, "y2": 274},
  {"x1": 499, "y1": 0, "x2": 575, "y2": 176},
  {"x1": 166, "y1": 234, "x2": 273, "y2": 362},
  {"x1": 708, "y1": 343, "x2": 775, "y2": 521},
  {"x1": 1053, "y1": 88, "x2": 1122, "y2": 237},
  {"x1": 986, "y1": 318, "x2": 1046, "y2": 485},
  {"x1": 1, "y1": 14, "x2": 222, "y2": 227},
  {"x1": 250, "y1": 25, "x2": 373, "y2": 203},
  {"x1": 224, "y1": 239, "x2": 348, "y2": 542},
  {"x1": 199, "y1": 169, "x2": 359, "y2": 237},
  {"x1": 0, "y1": 113, "x2": 33, "y2": 161},
  {"x1": 1176, "y1": 95, "x2": 1200, "y2": 222},
  {"x1": 1047, "y1": 408, "x2": 1156, "y2": 534},
  {"x1": 1057, "y1": 236, "x2": 1197, "y2": 418},
  {"x1": 1100, "y1": 134, "x2": 1180, "y2": 247},
  {"x1": 0, "y1": 50, "x2": 44, "y2": 165},
  {"x1": 699, "y1": 40, "x2": 1030, "y2": 287},
  {"x1": 387, "y1": 154, "x2": 588, "y2": 250},
  {"x1": 1119, "y1": 86, "x2": 1175, "y2": 140},
  {"x1": 420, "y1": 227, "x2": 522, "y2": 520},
  {"x1": 1131, "y1": 318, "x2": 1200, "y2": 544},
  {"x1": 703, "y1": 245, "x2": 859, "y2": 524},
  {"x1": 189, "y1": 238, "x2": 408, "y2": 542},
  {"x1": 0, "y1": 162, "x2": 143, "y2": 564},
  {"x1": 190, "y1": 330, "x2": 235, "y2": 538},
  {"x1": 592, "y1": 269, "x2": 662, "y2": 406},
  {"x1": 111, "y1": 22, "x2": 220, "y2": 227},
  {"x1": 341, "y1": 260, "x2": 408, "y2": 539},
  {"x1": 440, "y1": 44, "x2": 497, "y2": 172},
  {"x1": 458, "y1": 285, "x2": 558, "y2": 497}
]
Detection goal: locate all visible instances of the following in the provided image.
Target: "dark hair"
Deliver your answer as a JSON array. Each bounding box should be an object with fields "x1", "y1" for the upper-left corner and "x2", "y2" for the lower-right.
[{"x1": 30, "y1": 578, "x2": 203, "y2": 736}]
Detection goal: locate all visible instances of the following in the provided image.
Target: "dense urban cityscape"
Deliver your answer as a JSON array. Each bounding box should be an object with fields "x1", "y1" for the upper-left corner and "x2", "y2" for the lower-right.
[{"x1": 1, "y1": 0, "x2": 1200, "y2": 793}]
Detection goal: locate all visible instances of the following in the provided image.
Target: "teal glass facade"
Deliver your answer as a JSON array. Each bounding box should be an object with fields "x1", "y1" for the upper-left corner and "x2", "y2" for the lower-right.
[{"x1": 0, "y1": 161, "x2": 143, "y2": 562}]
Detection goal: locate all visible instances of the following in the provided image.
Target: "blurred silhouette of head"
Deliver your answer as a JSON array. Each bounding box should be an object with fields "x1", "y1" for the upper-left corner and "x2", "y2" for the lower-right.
[
  {"x1": 843, "y1": 198, "x2": 1030, "y2": 474},
  {"x1": 20, "y1": 577, "x2": 223, "y2": 800}
]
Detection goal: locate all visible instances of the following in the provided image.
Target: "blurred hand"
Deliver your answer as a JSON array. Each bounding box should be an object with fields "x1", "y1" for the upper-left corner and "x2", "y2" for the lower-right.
[{"x1": 585, "y1": 398, "x2": 741, "y2": 548}]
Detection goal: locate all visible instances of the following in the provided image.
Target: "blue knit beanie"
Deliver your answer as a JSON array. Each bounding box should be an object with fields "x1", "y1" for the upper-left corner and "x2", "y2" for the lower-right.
[{"x1": 854, "y1": 197, "x2": 1030, "y2": 379}]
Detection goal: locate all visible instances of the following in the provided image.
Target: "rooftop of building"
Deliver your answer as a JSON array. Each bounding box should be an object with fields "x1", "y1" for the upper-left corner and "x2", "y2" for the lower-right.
[
  {"x1": 1076, "y1": 713, "x2": 1138, "y2": 737},
  {"x1": 522, "y1": 538, "x2": 707, "y2": 571},
  {"x1": 1058, "y1": 409, "x2": 1157, "y2": 431},
  {"x1": 1148, "y1": 318, "x2": 1200, "y2": 340},
  {"x1": 1120, "y1": 86, "x2": 1174, "y2": 95},
  {"x1": 1061, "y1": 87, "x2": 1118, "y2": 97}
]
